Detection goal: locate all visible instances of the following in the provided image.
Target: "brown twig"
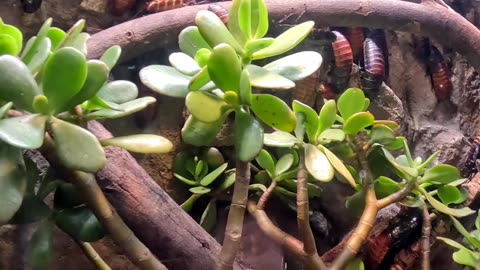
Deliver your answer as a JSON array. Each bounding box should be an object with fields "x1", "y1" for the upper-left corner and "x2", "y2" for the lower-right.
[
  {"x1": 215, "y1": 160, "x2": 250, "y2": 270},
  {"x1": 421, "y1": 207, "x2": 431, "y2": 270},
  {"x1": 376, "y1": 181, "x2": 416, "y2": 209},
  {"x1": 257, "y1": 180, "x2": 277, "y2": 210}
]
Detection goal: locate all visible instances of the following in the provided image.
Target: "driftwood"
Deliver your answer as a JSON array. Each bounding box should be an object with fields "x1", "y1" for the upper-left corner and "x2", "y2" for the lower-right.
[
  {"x1": 88, "y1": 121, "x2": 245, "y2": 270},
  {"x1": 87, "y1": 0, "x2": 480, "y2": 71}
]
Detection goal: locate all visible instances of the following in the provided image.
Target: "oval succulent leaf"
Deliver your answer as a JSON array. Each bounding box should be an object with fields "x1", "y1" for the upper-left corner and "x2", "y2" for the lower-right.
[
  {"x1": 99, "y1": 45, "x2": 121, "y2": 70},
  {"x1": 55, "y1": 206, "x2": 105, "y2": 242},
  {"x1": 238, "y1": 0, "x2": 252, "y2": 39},
  {"x1": 181, "y1": 114, "x2": 228, "y2": 147},
  {"x1": 438, "y1": 185, "x2": 466, "y2": 206},
  {"x1": 189, "y1": 186, "x2": 212, "y2": 194},
  {"x1": 275, "y1": 154, "x2": 294, "y2": 176},
  {"x1": 200, "y1": 163, "x2": 228, "y2": 186},
  {"x1": 318, "y1": 145, "x2": 355, "y2": 188},
  {"x1": 318, "y1": 99, "x2": 337, "y2": 136},
  {"x1": 252, "y1": 0, "x2": 268, "y2": 38},
  {"x1": 369, "y1": 124, "x2": 396, "y2": 145},
  {"x1": 100, "y1": 134, "x2": 173, "y2": 154},
  {"x1": 96, "y1": 80, "x2": 138, "y2": 104},
  {"x1": 140, "y1": 65, "x2": 191, "y2": 98},
  {"x1": 239, "y1": 69, "x2": 252, "y2": 105},
  {"x1": 85, "y1": 96, "x2": 156, "y2": 120},
  {"x1": 68, "y1": 32, "x2": 89, "y2": 56},
  {"x1": 421, "y1": 164, "x2": 460, "y2": 184},
  {"x1": 373, "y1": 120, "x2": 399, "y2": 131},
  {"x1": 343, "y1": 112, "x2": 374, "y2": 135},
  {"x1": 47, "y1": 27, "x2": 66, "y2": 51},
  {"x1": 208, "y1": 43, "x2": 242, "y2": 92},
  {"x1": 0, "y1": 55, "x2": 41, "y2": 111},
  {"x1": 186, "y1": 91, "x2": 230, "y2": 123},
  {"x1": 345, "y1": 257, "x2": 365, "y2": 270},
  {"x1": 43, "y1": 47, "x2": 88, "y2": 113},
  {"x1": 234, "y1": 110, "x2": 264, "y2": 162},
  {"x1": 58, "y1": 19, "x2": 86, "y2": 49},
  {"x1": 179, "y1": 26, "x2": 212, "y2": 57},
  {"x1": 0, "y1": 114, "x2": 47, "y2": 149},
  {"x1": 21, "y1": 18, "x2": 52, "y2": 64},
  {"x1": 452, "y1": 248, "x2": 479, "y2": 268},
  {"x1": 194, "y1": 48, "x2": 211, "y2": 67},
  {"x1": 245, "y1": 64, "x2": 295, "y2": 89},
  {"x1": 0, "y1": 102, "x2": 12, "y2": 119},
  {"x1": 189, "y1": 66, "x2": 211, "y2": 91},
  {"x1": 0, "y1": 34, "x2": 18, "y2": 56},
  {"x1": 50, "y1": 117, "x2": 106, "y2": 172},
  {"x1": 256, "y1": 149, "x2": 275, "y2": 177},
  {"x1": 304, "y1": 144, "x2": 334, "y2": 182},
  {"x1": 419, "y1": 187, "x2": 474, "y2": 218},
  {"x1": 263, "y1": 131, "x2": 298, "y2": 147},
  {"x1": 317, "y1": 129, "x2": 345, "y2": 144},
  {"x1": 0, "y1": 144, "x2": 26, "y2": 225},
  {"x1": 196, "y1": 10, "x2": 243, "y2": 54},
  {"x1": 252, "y1": 21, "x2": 314, "y2": 60},
  {"x1": 250, "y1": 94, "x2": 296, "y2": 132},
  {"x1": 374, "y1": 176, "x2": 401, "y2": 199},
  {"x1": 228, "y1": 0, "x2": 246, "y2": 45},
  {"x1": 337, "y1": 88, "x2": 366, "y2": 120},
  {"x1": 169, "y1": 52, "x2": 201, "y2": 76},
  {"x1": 0, "y1": 23, "x2": 22, "y2": 56},
  {"x1": 245, "y1": 38, "x2": 274, "y2": 55},
  {"x1": 292, "y1": 100, "x2": 318, "y2": 143},
  {"x1": 25, "y1": 37, "x2": 51, "y2": 74},
  {"x1": 263, "y1": 51, "x2": 322, "y2": 81}
]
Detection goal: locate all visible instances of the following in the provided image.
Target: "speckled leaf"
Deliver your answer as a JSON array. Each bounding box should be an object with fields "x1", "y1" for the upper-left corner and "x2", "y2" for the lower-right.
[
  {"x1": 263, "y1": 51, "x2": 322, "y2": 81},
  {"x1": 208, "y1": 43, "x2": 242, "y2": 92},
  {"x1": 0, "y1": 114, "x2": 47, "y2": 149},
  {"x1": 196, "y1": 10, "x2": 243, "y2": 53},
  {"x1": 304, "y1": 144, "x2": 334, "y2": 182},
  {"x1": 50, "y1": 117, "x2": 105, "y2": 172},
  {"x1": 292, "y1": 100, "x2": 318, "y2": 143},
  {"x1": 0, "y1": 55, "x2": 41, "y2": 111},
  {"x1": 99, "y1": 45, "x2": 121, "y2": 70},
  {"x1": 55, "y1": 206, "x2": 105, "y2": 242},
  {"x1": 140, "y1": 65, "x2": 190, "y2": 98},
  {"x1": 317, "y1": 129, "x2": 345, "y2": 144},
  {"x1": 100, "y1": 134, "x2": 173, "y2": 154},
  {"x1": 343, "y1": 112, "x2": 374, "y2": 135},
  {"x1": 245, "y1": 64, "x2": 295, "y2": 89},
  {"x1": 235, "y1": 110, "x2": 263, "y2": 162},
  {"x1": 178, "y1": 26, "x2": 212, "y2": 57},
  {"x1": 169, "y1": 52, "x2": 201, "y2": 76},
  {"x1": 96, "y1": 80, "x2": 138, "y2": 104},
  {"x1": 251, "y1": 94, "x2": 296, "y2": 132},
  {"x1": 337, "y1": 88, "x2": 366, "y2": 120}
]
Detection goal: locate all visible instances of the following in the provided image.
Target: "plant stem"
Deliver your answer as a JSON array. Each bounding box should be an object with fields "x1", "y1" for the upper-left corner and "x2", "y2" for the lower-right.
[
  {"x1": 40, "y1": 135, "x2": 167, "y2": 270},
  {"x1": 257, "y1": 180, "x2": 277, "y2": 210},
  {"x1": 297, "y1": 149, "x2": 326, "y2": 270},
  {"x1": 75, "y1": 240, "x2": 111, "y2": 270},
  {"x1": 376, "y1": 181, "x2": 416, "y2": 209},
  {"x1": 421, "y1": 207, "x2": 431, "y2": 270},
  {"x1": 215, "y1": 160, "x2": 250, "y2": 270},
  {"x1": 247, "y1": 201, "x2": 306, "y2": 257}
]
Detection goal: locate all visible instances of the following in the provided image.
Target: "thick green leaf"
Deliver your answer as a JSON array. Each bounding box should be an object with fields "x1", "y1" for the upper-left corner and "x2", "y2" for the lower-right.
[
  {"x1": 0, "y1": 143, "x2": 26, "y2": 225},
  {"x1": 99, "y1": 45, "x2": 121, "y2": 70},
  {"x1": 380, "y1": 147, "x2": 418, "y2": 179},
  {"x1": 343, "y1": 112, "x2": 374, "y2": 135},
  {"x1": 43, "y1": 47, "x2": 88, "y2": 113},
  {"x1": 208, "y1": 43, "x2": 242, "y2": 92},
  {"x1": 196, "y1": 10, "x2": 243, "y2": 54},
  {"x1": 195, "y1": 160, "x2": 205, "y2": 179},
  {"x1": 178, "y1": 26, "x2": 212, "y2": 57},
  {"x1": 182, "y1": 114, "x2": 228, "y2": 146},
  {"x1": 450, "y1": 216, "x2": 480, "y2": 250},
  {"x1": 452, "y1": 248, "x2": 478, "y2": 267},
  {"x1": 27, "y1": 219, "x2": 54, "y2": 270},
  {"x1": 292, "y1": 100, "x2": 318, "y2": 143},
  {"x1": 256, "y1": 149, "x2": 275, "y2": 177},
  {"x1": 252, "y1": 0, "x2": 268, "y2": 38},
  {"x1": 186, "y1": 91, "x2": 230, "y2": 122},
  {"x1": 263, "y1": 131, "x2": 298, "y2": 147},
  {"x1": 0, "y1": 55, "x2": 41, "y2": 111},
  {"x1": 373, "y1": 120, "x2": 399, "y2": 131},
  {"x1": 345, "y1": 257, "x2": 365, "y2": 270},
  {"x1": 195, "y1": 48, "x2": 211, "y2": 67},
  {"x1": 55, "y1": 206, "x2": 105, "y2": 242},
  {"x1": 251, "y1": 94, "x2": 296, "y2": 132},
  {"x1": 238, "y1": 0, "x2": 252, "y2": 39},
  {"x1": 239, "y1": 69, "x2": 252, "y2": 105},
  {"x1": 304, "y1": 144, "x2": 334, "y2": 182},
  {"x1": 0, "y1": 23, "x2": 22, "y2": 55},
  {"x1": 235, "y1": 110, "x2": 263, "y2": 162},
  {"x1": 204, "y1": 147, "x2": 225, "y2": 169},
  {"x1": 252, "y1": 21, "x2": 314, "y2": 60},
  {"x1": 374, "y1": 176, "x2": 401, "y2": 199},
  {"x1": 263, "y1": 51, "x2": 322, "y2": 81},
  {"x1": 369, "y1": 124, "x2": 396, "y2": 145},
  {"x1": 180, "y1": 193, "x2": 202, "y2": 212},
  {"x1": 438, "y1": 185, "x2": 466, "y2": 205},
  {"x1": 318, "y1": 99, "x2": 337, "y2": 136},
  {"x1": 228, "y1": 0, "x2": 246, "y2": 45},
  {"x1": 100, "y1": 134, "x2": 173, "y2": 154},
  {"x1": 189, "y1": 186, "x2": 212, "y2": 194},
  {"x1": 421, "y1": 164, "x2": 461, "y2": 184},
  {"x1": 318, "y1": 145, "x2": 355, "y2": 187},
  {"x1": 0, "y1": 114, "x2": 46, "y2": 149},
  {"x1": 85, "y1": 96, "x2": 156, "y2": 120},
  {"x1": 140, "y1": 65, "x2": 191, "y2": 98},
  {"x1": 345, "y1": 190, "x2": 366, "y2": 218},
  {"x1": 68, "y1": 32, "x2": 89, "y2": 55},
  {"x1": 438, "y1": 237, "x2": 470, "y2": 250},
  {"x1": 47, "y1": 27, "x2": 66, "y2": 51},
  {"x1": 25, "y1": 37, "x2": 51, "y2": 74},
  {"x1": 0, "y1": 34, "x2": 18, "y2": 55},
  {"x1": 0, "y1": 102, "x2": 12, "y2": 119},
  {"x1": 245, "y1": 64, "x2": 295, "y2": 89},
  {"x1": 317, "y1": 128, "x2": 345, "y2": 143},
  {"x1": 64, "y1": 60, "x2": 109, "y2": 110},
  {"x1": 81, "y1": 96, "x2": 123, "y2": 112},
  {"x1": 385, "y1": 136, "x2": 406, "y2": 151},
  {"x1": 10, "y1": 195, "x2": 50, "y2": 224},
  {"x1": 21, "y1": 18, "x2": 51, "y2": 64},
  {"x1": 50, "y1": 117, "x2": 105, "y2": 172},
  {"x1": 275, "y1": 154, "x2": 294, "y2": 176},
  {"x1": 245, "y1": 38, "x2": 274, "y2": 55},
  {"x1": 96, "y1": 80, "x2": 138, "y2": 104},
  {"x1": 58, "y1": 19, "x2": 85, "y2": 49},
  {"x1": 188, "y1": 66, "x2": 211, "y2": 91},
  {"x1": 337, "y1": 88, "x2": 366, "y2": 120},
  {"x1": 420, "y1": 187, "x2": 474, "y2": 217},
  {"x1": 174, "y1": 173, "x2": 197, "y2": 186},
  {"x1": 217, "y1": 171, "x2": 236, "y2": 192},
  {"x1": 200, "y1": 199, "x2": 217, "y2": 232},
  {"x1": 54, "y1": 182, "x2": 84, "y2": 209},
  {"x1": 169, "y1": 52, "x2": 201, "y2": 76},
  {"x1": 200, "y1": 163, "x2": 228, "y2": 186}
]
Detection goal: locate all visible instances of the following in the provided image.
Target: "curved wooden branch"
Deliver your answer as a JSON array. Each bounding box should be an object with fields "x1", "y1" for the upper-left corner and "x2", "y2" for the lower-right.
[{"x1": 87, "y1": 0, "x2": 480, "y2": 70}]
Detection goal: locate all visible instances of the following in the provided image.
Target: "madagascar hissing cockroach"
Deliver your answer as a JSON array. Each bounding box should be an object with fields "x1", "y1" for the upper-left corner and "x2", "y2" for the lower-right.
[
  {"x1": 146, "y1": 0, "x2": 184, "y2": 13},
  {"x1": 346, "y1": 27, "x2": 365, "y2": 63},
  {"x1": 464, "y1": 133, "x2": 480, "y2": 178},
  {"x1": 21, "y1": 0, "x2": 42, "y2": 13},
  {"x1": 291, "y1": 69, "x2": 319, "y2": 108},
  {"x1": 428, "y1": 45, "x2": 452, "y2": 101},
  {"x1": 361, "y1": 31, "x2": 386, "y2": 98},
  {"x1": 208, "y1": 4, "x2": 228, "y2": 25},
  {"x1": 330, "y1": 30, "x2": 353, "y2": 93}
]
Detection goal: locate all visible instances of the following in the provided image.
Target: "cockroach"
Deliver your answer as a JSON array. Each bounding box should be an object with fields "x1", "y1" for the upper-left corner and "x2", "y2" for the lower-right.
[
  {"x1": 292, "y1": 69, "x2": 319, "y2": 107},
  {"x1": 317, "y1": 82, "x2": 337, "y2": 101},
  {"x1": 464, "y1": 133, "x2": 480, "y2": 178},
  {"x1": 428, "y1": 45, "x2": 452, "y2": 101},
  {"x1": 21, "y1": 0, "x2": 42, "y2": 13},
  {"x1": 311, "y1": 28, "x2": 336, "y2": 45},
  {"x1": 208, "y1": 4, "x2": 228, "y2": 25},
  {"x1": 330, "y1": 30, "x2": 353, "y2": 93},
  {"x1": 361, "y1": 31, "x2": 386, "y2": 98},
  {"x1": 146, "y1": 0, "x2": 184, "y2": 13},
  {"x1": 110, "y1": 0, "x2": 136, "y2": 16},
  {"x1": 346, "y1": 27, "x2": 365, "y2": 63}
]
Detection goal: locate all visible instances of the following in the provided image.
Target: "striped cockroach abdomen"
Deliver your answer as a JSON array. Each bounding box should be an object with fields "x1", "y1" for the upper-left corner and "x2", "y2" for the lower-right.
[
  {"x1": 361, "y1": 32, "x2": 386, "y2": 98},
  {"x1": 346, "y1": 27, "x2": 365, "y2": 63},
  {"x1": 146, "y1": 0, "x2": 184, "y2": 13},
  {"x1": 428, "y1": 45, "x2": 452, "y2": 101},
  {"x1": 330, "y1": 30, "x2": 353, "y2": 93},
  {"x1": 208, "y1": 4, "x2": 228, "y2": 25}
]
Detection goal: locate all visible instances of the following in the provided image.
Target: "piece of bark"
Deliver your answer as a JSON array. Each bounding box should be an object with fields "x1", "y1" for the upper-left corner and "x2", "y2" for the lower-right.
[{"x1": 88, "y1": 120, "x2": 245, "y2": 270}]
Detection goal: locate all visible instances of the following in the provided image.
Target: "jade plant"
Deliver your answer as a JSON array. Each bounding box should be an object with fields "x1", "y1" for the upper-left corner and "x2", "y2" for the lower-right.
[
  {"x1": 140, "y1": 0, "x2": 322, "y2": 268},
  {"x1": 0, "y1": 18, "x2": 173, "y2": 270}
]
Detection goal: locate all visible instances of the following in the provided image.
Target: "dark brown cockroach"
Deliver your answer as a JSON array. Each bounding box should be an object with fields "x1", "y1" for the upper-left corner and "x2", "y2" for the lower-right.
[
  {"x1": 428, "y1": 45, "x2": 452, "y2": 101},
  {"x1": 208, "y1": 4, "x2": 228, "y2": 25},
  {"x1": 292, "y1": 69, "x2": 319, "y2": 107},
  {"x1": 330, "y1": 30, "x2": 353, "y2": 93},
  {"x1": 21, "y1": 0, "x2": 42, "y2": 13},
  {"x1": 361, "y1": 33, "x2": 386, "y2": 98},
  {"x1": 146, "y1": 0, "x2": 184, "y2": 13},
  {"x1": 464, "y1": 133, "x2": 480, "y2": 178},
  {"x1": 346, "y1": 27, "x2": 365, "y2": 63}
]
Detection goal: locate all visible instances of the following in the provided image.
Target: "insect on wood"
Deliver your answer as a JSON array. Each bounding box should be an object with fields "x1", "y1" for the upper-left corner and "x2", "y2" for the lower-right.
[
  {"x1": 361, "y1": 30, "x2": 386, "y2": 98},
  {"x1": 330, "y1": 30, "x2": 353, "y2": 93},
  {"x1": 428, "y1": 45, "x2": 453, "y2": 101},
  {"x1": 146, "y1": 0, "x2": 184, "y2": 13},
  {"x1": 208, "y1": 4, "x2": 228, "y2": 25}
]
